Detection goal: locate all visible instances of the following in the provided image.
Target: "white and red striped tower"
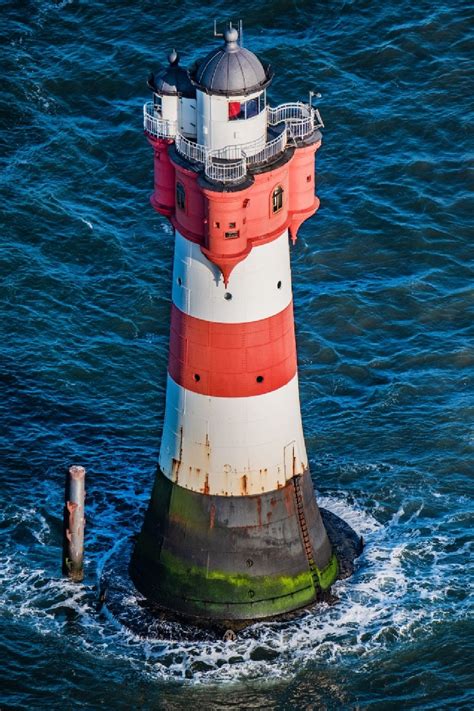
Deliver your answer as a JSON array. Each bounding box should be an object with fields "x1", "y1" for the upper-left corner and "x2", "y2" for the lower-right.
[{"x1": 131, "y1": 25, "x2": 342, "y2": 621}]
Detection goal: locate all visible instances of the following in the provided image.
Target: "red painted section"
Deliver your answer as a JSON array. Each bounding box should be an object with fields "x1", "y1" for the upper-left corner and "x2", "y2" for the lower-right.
[
  {"x1": 170, "y1": 166, "x2": 206, "y2": 239},
  {"x1": 168, "y1": 302, "x2": 297, "y2": 397},
  {"x1": 147, "y1": 136, "x2": 176, "y2": 216},
  {"x1": 146, "y1": 132, "x2": 322, "y2": 282},
  {"x1": 200, "y1": 161, "x2": 293, "y2": 284},
  {"x1": 288, "y1": 142, "x2": 321, "y2": 243}
]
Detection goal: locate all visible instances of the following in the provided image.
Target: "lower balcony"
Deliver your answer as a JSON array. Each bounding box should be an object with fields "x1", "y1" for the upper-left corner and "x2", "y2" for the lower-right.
[{"x1": 143, "y1": 101, "x2": 323, "y2": 184}]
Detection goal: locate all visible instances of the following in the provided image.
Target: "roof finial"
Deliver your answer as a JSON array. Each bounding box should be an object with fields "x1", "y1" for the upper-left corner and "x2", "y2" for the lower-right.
[
  {"x1": 224, "y1": 26, "x2": 239, "y2": 49},
  {"x1": 168, "y1": 48, "x2": 179, "y2": 65}
]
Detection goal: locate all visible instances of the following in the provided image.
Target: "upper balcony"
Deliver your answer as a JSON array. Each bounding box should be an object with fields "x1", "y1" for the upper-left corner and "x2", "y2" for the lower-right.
[{"x1": 143, "y1": 101, "x2": 323, "y2": 184}]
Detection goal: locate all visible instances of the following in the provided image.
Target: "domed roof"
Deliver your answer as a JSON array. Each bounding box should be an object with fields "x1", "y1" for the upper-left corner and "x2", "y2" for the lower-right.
[
  {"x1": 149, "y1": 50, "x2": 195, "y2": 98},
  {"x1": 192, "y1": 28, "x2": 272, "y2": 96}
]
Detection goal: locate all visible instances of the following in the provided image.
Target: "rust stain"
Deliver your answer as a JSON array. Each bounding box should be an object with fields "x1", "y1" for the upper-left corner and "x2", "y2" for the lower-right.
[
  {"x1": 283, "y1": 485, "x2": 294, "y2": 515},
  {"x1": 171, "y1": 458, "x2": 180, "y2": 484},
  {"x1": 65, "y1": 500, "x2": 77, "y2": 541},
  {"x1": 209, "y1": 503, "x2": 216, "y2": 530},
  {"x1": 203, "y1": 472, "x2": 210, "y2": 495},
  {"x1": 256, "y1": 496, "x2": 262, "y2": 528},
  {"x1": 241, "y1": 474, "x2": 248, "y2": 496},
  {"x1": 171, "y1": 426, "x2": 184, "y2": 483}
]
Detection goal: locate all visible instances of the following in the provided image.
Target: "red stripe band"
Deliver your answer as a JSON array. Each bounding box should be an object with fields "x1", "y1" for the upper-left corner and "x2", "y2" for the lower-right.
[{"x1": 168, "y1": 302, "x2": 297, "y2": 397}]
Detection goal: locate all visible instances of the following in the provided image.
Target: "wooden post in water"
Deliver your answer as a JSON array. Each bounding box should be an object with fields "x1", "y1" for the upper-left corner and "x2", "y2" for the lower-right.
[{"x1": 62, "y1": 465, "x2": 86, "y2": 581}]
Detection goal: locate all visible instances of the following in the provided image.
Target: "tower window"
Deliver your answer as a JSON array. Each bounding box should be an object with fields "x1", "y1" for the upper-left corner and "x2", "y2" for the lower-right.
[
  {"x1": 228, "y1": 101, "x2": 244, "y2": 120},
  {"x1": 228, "y1": 92, "x2": 265, "y2": 121},
  {"x1": 246, "y1": 98, "x2": 258, "y2": 118},
  {"x1": 272, "y1": 186, "x2": 284, "y2": 213},
  {"x1": 176, "y1": 182, "x2": 185, "y2": 210},
  {"x1": 225, "y1": 230, "x2": 239, "y2": 239}
]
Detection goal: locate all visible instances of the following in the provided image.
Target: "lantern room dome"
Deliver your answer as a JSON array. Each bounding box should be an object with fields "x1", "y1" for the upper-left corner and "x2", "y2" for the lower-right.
[
  {"x1": 192, "y1": 28, "x2": 272, "y2": 96},
  {"x1": 150, "y1": 50, "x2": 195, "y2": 98}
]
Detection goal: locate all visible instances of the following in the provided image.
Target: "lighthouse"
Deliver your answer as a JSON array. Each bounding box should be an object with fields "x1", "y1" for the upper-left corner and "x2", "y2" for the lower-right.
[{"x1": 130, "y1": 24, "x2": 346, "y2": 622}]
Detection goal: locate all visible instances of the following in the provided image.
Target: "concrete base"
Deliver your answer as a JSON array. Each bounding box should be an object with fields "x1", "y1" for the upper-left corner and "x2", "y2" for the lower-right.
[{"x1": 129, "y1": 468, "x2": 360, "y2": 622}]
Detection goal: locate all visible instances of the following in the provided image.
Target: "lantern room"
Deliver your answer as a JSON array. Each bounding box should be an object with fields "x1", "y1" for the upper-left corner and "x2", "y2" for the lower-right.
[
  {"x1": 190, "y1": 27, "x2": 273, "y2": 154},
  {"x1": 148, "y1": 50, "x2": 197, "y2": 139}
]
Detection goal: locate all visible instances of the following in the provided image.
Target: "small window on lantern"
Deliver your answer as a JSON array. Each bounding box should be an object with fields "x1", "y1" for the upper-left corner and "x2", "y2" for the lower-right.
[
  {"x1": 228, "y1": 101, "x2": 243, "y2": 120},
  {"x1": 246, "y1": 98, "x2": 258, "y2": 118},
  {"x1": 176, "y1": 182, "x2": 186, "y2": 210},
  {"x1": 272, "y1": 186, "x2": 284, "y2": 213}
]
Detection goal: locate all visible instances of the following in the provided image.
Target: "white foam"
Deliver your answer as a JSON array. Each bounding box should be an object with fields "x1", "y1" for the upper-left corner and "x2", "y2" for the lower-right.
[{"x1": 1, "y1": 484, "x2": 468, "y2": 685}]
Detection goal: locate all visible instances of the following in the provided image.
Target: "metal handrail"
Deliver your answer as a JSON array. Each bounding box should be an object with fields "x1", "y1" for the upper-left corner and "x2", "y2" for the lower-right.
[
  {"x1": 286, "y1": 116, "x2": 313, "y2": 139},
  {"x1": 312, "y1": 107, "x2": 325, "y2": 130},
  {"x1": 212, "y1": 135, "x2": 266, "y2": 161},
  {"x1": 268, "y1": 102, "x2": 323, "y2": 140},
  {"x1": 268, "y1": 102, "x2": 310, "y2": 125},
  {"x1": 205, "y1": 152, "x2": 247, "y2": 183},
  {"x1": 175, "y1": 133, "x2": 207, "y2": 164},
  {"x1": 143, "y1": 100, "x2": 323, "y2": 183},
  {"x1": 247, "y1": 130, "x2": 288, "y2": 165},
  {"x1": 143, "y1": 102, "x2": 177, "y2": 139}
]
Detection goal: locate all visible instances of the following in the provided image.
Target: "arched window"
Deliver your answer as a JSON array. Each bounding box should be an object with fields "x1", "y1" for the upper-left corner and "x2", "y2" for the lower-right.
[
  {"x1": 272, "y1": 186, "x2": 284, "y2": 213},
  {"x1": 176, "y1": 182, "x2": 185, "y2": 210}
]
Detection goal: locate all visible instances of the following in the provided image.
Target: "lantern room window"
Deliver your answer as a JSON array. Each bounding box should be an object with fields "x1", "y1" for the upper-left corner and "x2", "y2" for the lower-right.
[
  {"x1": 246, "y1": 98, "x2": 258, "y2": 118},
  {"x1": 228, "y1": 101, "x2": 243, "y2": 120},
  {"x1": 176, "y1": 182, "x2": 186, "y2": 210},
  {"x1": 228, "y1": 91, "x2": 266, "y2": 121},
  {"x1": 272, "y1": 186, "x2": 284, "y2": 213}
]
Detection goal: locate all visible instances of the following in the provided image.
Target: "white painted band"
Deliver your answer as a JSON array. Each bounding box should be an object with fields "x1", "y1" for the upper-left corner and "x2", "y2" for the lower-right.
[
  {"x1": 159, "y1": 372, "x2": 308, "y2": 497},
  {"x1": 171, "y1": 229, "x2": 293, "y2": 323}
]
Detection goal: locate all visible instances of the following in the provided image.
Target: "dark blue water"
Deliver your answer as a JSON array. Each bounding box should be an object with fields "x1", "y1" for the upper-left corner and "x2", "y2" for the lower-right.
[{"x1": 1, "y1": 1, "x2": 473, "y2": 708}]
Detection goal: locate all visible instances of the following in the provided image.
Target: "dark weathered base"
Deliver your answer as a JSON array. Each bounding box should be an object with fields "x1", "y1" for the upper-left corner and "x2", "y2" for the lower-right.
[
  {"x1": 129, "y1": 468, "x2": 362, "y2": 622},
  {"x1": 100, "y1": 508, "x2": 362, "y2": 639}
]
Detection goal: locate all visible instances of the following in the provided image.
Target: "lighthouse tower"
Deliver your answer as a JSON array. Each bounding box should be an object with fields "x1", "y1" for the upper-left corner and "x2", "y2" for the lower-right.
[{"x1": 131, "y1": 25, "x2": 339, "y2": 622}]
